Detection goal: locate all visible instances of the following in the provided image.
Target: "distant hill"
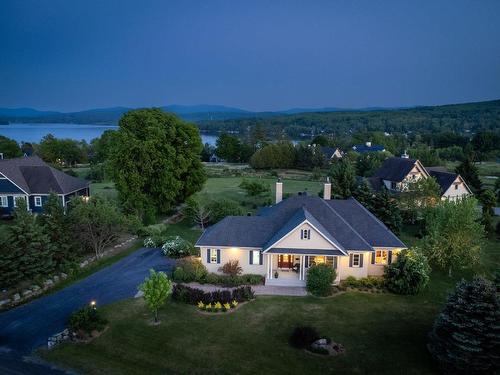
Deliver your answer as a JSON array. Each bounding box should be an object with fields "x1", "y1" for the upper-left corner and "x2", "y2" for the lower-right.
[{"x1": 0, "y1": 100, "x2": 499, "y2": 135}]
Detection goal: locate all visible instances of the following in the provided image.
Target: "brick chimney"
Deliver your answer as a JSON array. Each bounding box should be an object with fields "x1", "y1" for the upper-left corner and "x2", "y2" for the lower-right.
[
  {"x1": 276, "y1": 178, "x2": 283, "y2": 204},
  {"x1": 324, "y1": 177, "x2": 331, "y2": 200}
]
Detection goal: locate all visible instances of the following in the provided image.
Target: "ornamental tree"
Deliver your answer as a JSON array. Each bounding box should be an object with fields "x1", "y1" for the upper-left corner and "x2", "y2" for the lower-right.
[
  {"x1": 109, "y1": 109, "x2": 206, "y2": 219},
  {"x1": 428, "y1": 277, "x2": 499, "y2": 374},
  {"x1": 139, "y1": 269, "x2": 173, "y2": 323},
  {"x1": 384, "y1": 248, "x2": 430, "y2": 295},
  {"x1": 422, "y1": 197, "x2": 484, "y2": 277}
]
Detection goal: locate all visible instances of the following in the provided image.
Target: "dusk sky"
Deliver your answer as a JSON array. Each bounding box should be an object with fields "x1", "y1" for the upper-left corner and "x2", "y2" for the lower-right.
[{"x1": 0, "y1": 0, "x2": 499, "y2": 112}]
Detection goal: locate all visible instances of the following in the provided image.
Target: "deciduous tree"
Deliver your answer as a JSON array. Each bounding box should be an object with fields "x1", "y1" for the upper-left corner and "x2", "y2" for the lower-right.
[{"x1": 139, "y1": 269, "x2": 173, "y2": 323}]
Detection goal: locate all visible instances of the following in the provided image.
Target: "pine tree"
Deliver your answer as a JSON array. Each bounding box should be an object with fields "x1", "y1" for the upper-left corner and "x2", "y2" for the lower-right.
[
  {"x1": 329, "y1": 158, "x2": 356, "y2": 198},
  {"x1": 456, "y1": 157, "x2": 482, "y2": 194},
  {"x1": 353, "y1": 179, "x2": 375, "y2": 210},
  {"x1": 8, "y1": 199, "x2": 55, "y2": 280},
  {"x1": 39, "y1": 192, "x2": 76, "y2": 268},
  {"x1": 428, "y1": 277, "x2": 500, "y2": 374},
  {"x1": 371, "y1": 189, "x2": 402, "y2": 234}
]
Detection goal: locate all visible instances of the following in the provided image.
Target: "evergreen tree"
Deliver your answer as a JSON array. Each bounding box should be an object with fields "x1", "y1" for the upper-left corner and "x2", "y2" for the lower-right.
[
  {"x1": 39, "y1": 192, "x2": 76, "y2": 267},
  {"x1": 428, "y1": 277, "x2": 499, "y2": 374},
  {"x1": 329, "y1": 158, "x2": 356, "y2": 198},
  {"x1": 456, "y1": 157, "x2": 482, "y2": 194},
  {"x1": 5, "y1": 199, "x2": 55, "y2": 282},
  {"x1": 371, "y1": 189, "x2": 403, "y2": 234},
  {"x1": 353, "y1": 179, "x2": 375, "y2": 209},
  {"x1": 479, "y1": 189, "x2": 496, "y2": 234}
]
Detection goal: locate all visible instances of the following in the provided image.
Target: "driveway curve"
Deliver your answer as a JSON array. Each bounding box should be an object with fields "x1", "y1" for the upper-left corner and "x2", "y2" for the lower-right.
[{"x1": 0, "y1": 247, "x2": 173, "y2": 373}]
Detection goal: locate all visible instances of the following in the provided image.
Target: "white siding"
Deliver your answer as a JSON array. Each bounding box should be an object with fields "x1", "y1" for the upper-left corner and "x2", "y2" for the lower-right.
[
  {"x1": 272, "y1": 223, "x2": 338, "y2": 250},
  {"x1": 441, "y1": 176, "x2": 471, "y2": 201}
]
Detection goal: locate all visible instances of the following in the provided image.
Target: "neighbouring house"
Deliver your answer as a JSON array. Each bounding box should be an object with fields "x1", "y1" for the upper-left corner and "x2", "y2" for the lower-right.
[
  {"x1": 321, "y1": 146, "x2": 343, "y2": 162},
  {"x1": 368, "y1": 155, "x2": 472, "y2": 201},
  {"x1": 352, "y1": 141, "x2": 386, "y2": 153},
  {"x1": 0, "y1": 155, "x2": 90, "y2": 215},
  {"x1": 195, "y1": 179, "x2": 406, "y2": 287}
]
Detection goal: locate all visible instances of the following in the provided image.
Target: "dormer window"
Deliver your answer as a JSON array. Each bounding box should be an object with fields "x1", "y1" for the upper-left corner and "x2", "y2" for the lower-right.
[{"x1": 301, "y1": 229, "x2": 311, "y2": 240}]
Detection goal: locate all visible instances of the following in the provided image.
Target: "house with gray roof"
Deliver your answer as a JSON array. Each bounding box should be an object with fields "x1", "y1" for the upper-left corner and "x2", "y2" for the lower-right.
[
  {"x1": 195, "y1": 179, "x2": 406, "y2": 286},
  {"x1": 368, "y1": 155, "x2": 472, "y2": 201},
  {"x1": 0, "y1": 155, "x2": 89, "y2": 215}
]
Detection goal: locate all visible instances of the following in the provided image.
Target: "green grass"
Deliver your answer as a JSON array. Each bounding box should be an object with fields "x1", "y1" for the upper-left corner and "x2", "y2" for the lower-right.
[
  {"x1": 444, "y1": 160, "x2": 500, "y2": 190},
  {"x1": 90, "y1": 181, "x2": 118, "y2": 199},
  {"x1": 197, "y1": 176, "x2": 323, "y2": 209}
]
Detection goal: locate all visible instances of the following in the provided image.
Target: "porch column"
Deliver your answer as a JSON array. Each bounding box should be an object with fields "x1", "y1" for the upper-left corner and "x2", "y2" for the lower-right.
[
  {"x1": 299, "y1": 255, "x2": 303, "y2": 280},
  {"x1": 267, "y1": 254, "x2": 272, "y2": 279}
]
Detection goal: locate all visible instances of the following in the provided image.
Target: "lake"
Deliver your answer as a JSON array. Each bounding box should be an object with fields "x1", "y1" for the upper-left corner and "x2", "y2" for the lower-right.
[{"x1": 0, "y1": 123, "x2": 219, "y2": 146}]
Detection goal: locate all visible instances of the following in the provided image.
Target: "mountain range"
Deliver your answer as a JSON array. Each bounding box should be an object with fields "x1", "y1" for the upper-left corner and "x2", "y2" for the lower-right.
[{"x1": 0, "y1": 104, "x2": 404, "y2": 125}]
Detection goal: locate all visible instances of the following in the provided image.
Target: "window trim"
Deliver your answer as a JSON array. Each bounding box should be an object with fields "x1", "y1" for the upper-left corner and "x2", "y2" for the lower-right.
[
  {"x1": 209, "y1": 249, "x2": 218, "y2": 264},
  {"x1": 375, "y1": 250, "x2": 388, "y2": 265},
  {"x1": 34, "y1": 196, "x2": 42, "y2": 207},
  {"x1": 352, "y1": 254, "x2": 361, "y2": 267},
  {"x1": 301, "y1": 229, "x2": 311, "y2": 240},
  {"x1": 250, "y1": 250, "x2": 261, "y2": 265},
  {"x1": 0, "y1": 196, "x2": 7, "y2": 207}
]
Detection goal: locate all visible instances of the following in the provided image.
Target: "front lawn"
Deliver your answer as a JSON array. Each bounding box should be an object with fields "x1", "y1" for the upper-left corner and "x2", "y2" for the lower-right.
[{"x1": 42, "y1": 291, "x2": 444, "y2": 375}]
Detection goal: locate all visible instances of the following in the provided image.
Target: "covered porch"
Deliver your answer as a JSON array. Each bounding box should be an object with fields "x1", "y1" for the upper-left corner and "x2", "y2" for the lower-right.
[{"x1": 264, "y1": 248, "x2": 342, "y2": 287}]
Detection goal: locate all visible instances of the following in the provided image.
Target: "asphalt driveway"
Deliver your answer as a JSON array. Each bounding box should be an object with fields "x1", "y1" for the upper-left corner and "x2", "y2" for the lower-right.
[{"x1": 0, "y1": 247, "x2": 173, "y2": 373}]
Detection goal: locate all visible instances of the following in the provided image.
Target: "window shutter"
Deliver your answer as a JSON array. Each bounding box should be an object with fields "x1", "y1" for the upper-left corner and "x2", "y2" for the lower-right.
[
  {"x1": 216, "y1": 249, "x2": 221, "y2": 264},
  {"x1": 206, "y1": 249, "x2": 210, "y2": 263},
  {"x1": 308, "y1": 230, "x2": 311, "y2": 239},
  {"x1": 349, "y1": 254, "x2": 353, "y2": 267},
  {"x1": 249, "y1": 251, "x2": 253, "y2": 265},
  {"x1": 333, "y1": 256, "x2": 338, "y2": 269},
  {"x1": 259, "y1": 251, "x2": 263, "y2": 265},
  {"x1": 304, "y1": 256, "x2": 309, "y2": 268},
  {"x1": 359, "y1": 254, "x2": 364, "y2": 267},
  {"x1": 371, "y1": 252, "x2": 375, "y2": 264},
  {"x1": 300, "y1": 230, "x2": 303, "y2": 239},
  {"x1": 388, "y1": 251, "x2": 393, "y2": 264}
]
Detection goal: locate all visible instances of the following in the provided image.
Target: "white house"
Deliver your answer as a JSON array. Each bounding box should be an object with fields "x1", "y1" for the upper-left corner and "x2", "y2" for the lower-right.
[{"x1": 195, "y1": 180, "x2": 406, "y2": 287}]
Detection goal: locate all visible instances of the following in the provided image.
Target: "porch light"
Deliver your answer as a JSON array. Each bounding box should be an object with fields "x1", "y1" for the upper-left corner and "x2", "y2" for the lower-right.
[{"x1": 90, "y1": 300, "x2": 96, "y2": 309}]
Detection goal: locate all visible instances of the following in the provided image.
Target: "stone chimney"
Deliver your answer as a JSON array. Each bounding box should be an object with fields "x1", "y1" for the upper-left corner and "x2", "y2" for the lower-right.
[
  {"x1": 275, "y1": 178, "x2": 283, "y2": 204},
  {"x1": 401, "y1": 150, "x2": 409, "y2": 159},
  {"x1": 324, "y1": 177, "x2": 331, "y2": 200},
  {"x1": 366, "y1": 141, "x2": 372, "y2": 147}
]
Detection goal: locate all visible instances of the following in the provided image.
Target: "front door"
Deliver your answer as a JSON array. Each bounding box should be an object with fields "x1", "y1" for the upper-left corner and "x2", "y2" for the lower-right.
[{"x1": 278, "y1": 254, "x2": 293, "y2": 269}]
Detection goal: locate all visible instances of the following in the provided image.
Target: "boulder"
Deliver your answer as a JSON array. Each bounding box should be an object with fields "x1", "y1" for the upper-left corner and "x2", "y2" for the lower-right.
[
  {"x1": 53, "y1": 275, "x2": 60, "y2": 283},
  {"x1": 32, "y1": 285, "x2": 41, "y2": 291},
  {"x1": 0, "y1": 299, "x2": 11, "y2": 307},
  {"x1": 13, "y1": 293, "x2": 21, "y2": 302},
  {"x1": 44, "y1": 279, "x2": 54, "y2": 288},
  {"x1": 60, "y1": 273, "x2": 68, "y2": 279},
  {"x1": 22, "y1": 290, "x2": 33, "y2": 297}
]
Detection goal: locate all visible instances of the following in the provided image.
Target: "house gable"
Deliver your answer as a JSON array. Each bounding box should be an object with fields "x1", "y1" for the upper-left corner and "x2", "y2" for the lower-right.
[
  {"x1": 271, "y1": 222, "x2": 339, "y2": 250},
  {"x1": 442, "y1": 175, "x2": 472, "y2": 200},
  {"x1": 0, "y1": 173, "x2": 25, "y2": 194}
]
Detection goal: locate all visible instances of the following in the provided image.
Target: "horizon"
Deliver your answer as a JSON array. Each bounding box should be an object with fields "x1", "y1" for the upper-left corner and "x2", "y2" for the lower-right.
[{"x1": 1, "y1": 1, "x2": 500, "y2": 112}]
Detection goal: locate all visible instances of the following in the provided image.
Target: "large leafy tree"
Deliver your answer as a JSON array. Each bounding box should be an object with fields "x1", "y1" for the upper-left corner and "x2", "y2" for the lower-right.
[
  {"x1": 371, "y1": 189, "x2": 403, "y2": 234},
  {"x1": 399, "y1": 177, "x2": 441, "y2": 224},
  {"x1": 428, "y1": 277, "x2": 499, "y2": 374},
  {"x1": 422, "y1": 197, "x2": 484, "y2": 277},
  {"x1": 37, "y1": 134, "x2": 87, "y2": 165},
  {"x1": 479, "y1": 189, "x2": 496, "y2": 234},
  {"x1": 109, "y1": 109, "x2": 206, "y2": 217},
  {"x1": 249, "y1": 142, "x2": 296, "y2": 169},
  {"x1": 455, "y1": 157, "x2": 482, "y2": 194},
  {"x1": 328, "y1": 158, "x2": 356, "y2": 198},
  {"x1": 0, "y1": 135, "x2": 22, "y2": 158}
]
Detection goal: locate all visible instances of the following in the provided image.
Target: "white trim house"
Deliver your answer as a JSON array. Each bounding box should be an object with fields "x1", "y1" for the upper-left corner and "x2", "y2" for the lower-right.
[{"x1": 196, "y1": 180, "x2": 406, "y2": 287}]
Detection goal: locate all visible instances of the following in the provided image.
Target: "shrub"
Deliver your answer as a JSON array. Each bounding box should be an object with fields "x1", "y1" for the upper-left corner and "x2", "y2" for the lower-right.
[
  {"x1": 342, "y1": 276, "x2": 360, "y2": 288},
  {"x1": 172, "y1": 257, "x2": 208, "y2": 283},
  {"x1": 69, "y1": 305, "x2": 108, "y2": 337},
  {"x1": 289, "y1": 326, "x2": 319, "y2": 349},
  {"x1": 219, "y1": 260, "x2": 243, "y2": 277},
  {"x1": 384, "y1": 249, "x2": 430, "y2": 295},
  {"x1": 161, "y1": 236, "x2": 196, "y2": 258},
  {"x1": 172, "y1": 284, "x2": 254, "y2": 305},
  {"x1": 428, "y1": 277, "x2": 500, "y2": 374},
  {"x1": 144, "y1": 237, "x2": 156, "y2": 248},
  {"x1": 307, "y1": 264, "x2": 336, "y2": 296},
  {"x1": 207, "y1": 199, "x2": 245, "y2": 224}
]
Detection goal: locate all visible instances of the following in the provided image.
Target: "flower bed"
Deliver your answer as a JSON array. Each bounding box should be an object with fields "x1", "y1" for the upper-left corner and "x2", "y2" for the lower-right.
[
  {"x1": 340, "y1": 276, "x2": 387, "y2": 293},
  {"x1": 172, "y1": 284, "x2": 254, "y2": 309}
]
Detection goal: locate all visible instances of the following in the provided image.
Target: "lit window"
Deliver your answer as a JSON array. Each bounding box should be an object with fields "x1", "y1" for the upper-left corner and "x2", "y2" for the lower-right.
[
  {"x1": 0, "y1": 196, "x2": 7, "y2": 207},
  {"x1": 375, "y1": 250, "x2": 388, "y2": 264},
  {"x1": 209, "y1": 249, "x2": 218, "y2": 264},
  {"x1": 34, "y1": 196, "x2": 42, "y2": 207},
  {"x1": 352, "y1": 254, "x2": 361, "y2": 267},
  {"x1": 250, "y1": 250, "x2": 261, "y2": 265},
  {"x1": 301, "y1": 229, "x2": 311, "y2": 240}
]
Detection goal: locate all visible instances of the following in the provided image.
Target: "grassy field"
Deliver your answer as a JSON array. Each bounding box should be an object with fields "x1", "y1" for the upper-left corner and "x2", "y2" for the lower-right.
[
  {"x1": 90, "y1": 181, "x2": 118, "y2": 199},
  {"x1": 444, "y1": 160, "x2": 500, "y2": 190}
]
